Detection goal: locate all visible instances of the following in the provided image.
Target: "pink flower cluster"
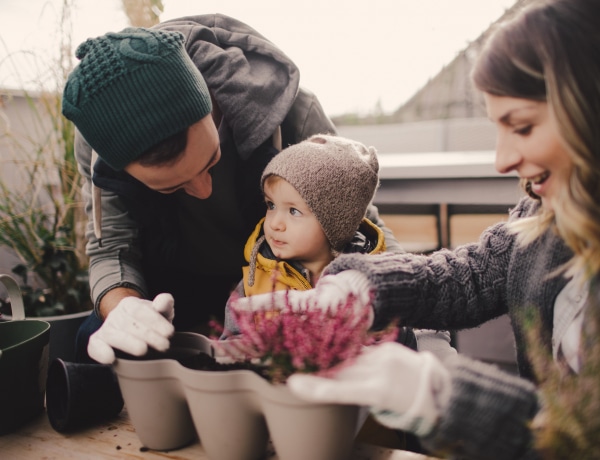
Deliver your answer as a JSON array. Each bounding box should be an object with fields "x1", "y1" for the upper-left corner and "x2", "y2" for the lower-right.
[{"x1": 217, "y1": 291, "x2": 398, "y2": 383}]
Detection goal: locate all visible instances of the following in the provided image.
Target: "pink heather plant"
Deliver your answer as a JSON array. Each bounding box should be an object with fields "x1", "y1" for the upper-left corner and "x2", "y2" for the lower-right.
[{"x1": 215, "y1": 291, "x2": 398, "y2": 384}]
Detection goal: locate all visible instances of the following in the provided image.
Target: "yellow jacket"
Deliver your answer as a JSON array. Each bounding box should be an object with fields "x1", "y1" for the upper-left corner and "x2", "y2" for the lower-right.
[{"x1": 242, "y1": 217, "x2": 385, "y2": 296}]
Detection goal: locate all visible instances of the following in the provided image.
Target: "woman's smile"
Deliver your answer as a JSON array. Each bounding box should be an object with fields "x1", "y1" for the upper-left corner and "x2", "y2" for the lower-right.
[{"x1": 527, "y1": 171, "x2": 550, "y2": 196}]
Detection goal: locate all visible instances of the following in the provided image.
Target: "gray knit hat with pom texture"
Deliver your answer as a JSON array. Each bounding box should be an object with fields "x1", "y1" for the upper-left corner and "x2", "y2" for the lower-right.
[
  {"x1": 261, "y1": 134, "x2": 379, "y2": 251},
  {"x1": 62, "y1": 27, "x2": 212, "y2": 171}
]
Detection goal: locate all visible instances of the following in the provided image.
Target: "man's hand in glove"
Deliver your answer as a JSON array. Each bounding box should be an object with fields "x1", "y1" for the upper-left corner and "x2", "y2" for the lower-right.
[
  {"x1": 88, "y1": 293, "x2": 175, "y2": 364},
  {"x1": 287, "y1": 342, "x2": 452, "y2": 437}
]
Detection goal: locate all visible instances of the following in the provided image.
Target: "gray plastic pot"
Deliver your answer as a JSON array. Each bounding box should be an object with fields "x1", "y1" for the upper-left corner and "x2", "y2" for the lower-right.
[
  {"x1": 0, "y1": 274, "x2": 50, "y2": 434},
  {"x1": 114, "y1": 332, "x2": 364, "y2": 460}
]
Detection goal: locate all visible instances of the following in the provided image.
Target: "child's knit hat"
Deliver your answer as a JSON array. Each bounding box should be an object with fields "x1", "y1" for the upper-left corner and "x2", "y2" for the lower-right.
[
  {"x1": 62, "y1": 27, "x2": 212, "y2": 171},
  {"x1": 261, "y1": 134, "x2": 379, "y2": 251}
]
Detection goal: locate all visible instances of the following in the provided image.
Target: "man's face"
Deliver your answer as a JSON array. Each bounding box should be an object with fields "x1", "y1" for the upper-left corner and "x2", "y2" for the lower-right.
[{"x1": 125, "y1": 115, "x2": 221, "y2": 199}]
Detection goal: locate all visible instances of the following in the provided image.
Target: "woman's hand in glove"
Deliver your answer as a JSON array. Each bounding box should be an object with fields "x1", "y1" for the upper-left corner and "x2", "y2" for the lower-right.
[
  {"x1": 87, "y1": 293, "x2": 175, "y2": 364},
  {"x1": 231, "y1": 270, "x2": 374, "y2": 326},
  {"x1": 287, "y1": 342, "x2": 452, "y2": 437}
]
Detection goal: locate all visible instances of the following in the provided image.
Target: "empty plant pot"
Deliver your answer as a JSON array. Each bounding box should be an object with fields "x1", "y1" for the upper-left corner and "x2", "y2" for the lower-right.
[
  {"x1": 46, "y1": 358, "x2": 124, "y2": 432},
  {"x1": 113, "y1": 332, "x2": 364, "y2": 460},
  {"x1": 113, "y1": 332, "x2": 208, "y2": 450},
  {"x1": 0, "y1": 274, "x2": 51, "y2": 435}
]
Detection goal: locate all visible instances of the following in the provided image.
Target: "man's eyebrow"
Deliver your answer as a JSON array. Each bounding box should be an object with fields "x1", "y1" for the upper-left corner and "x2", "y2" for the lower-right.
[
  {"x1": 200, "y1": 148, "x2": 220, "y2": 173},
  {"x1": 154, "y1": 148, "x2": 219, "y2": 193}
]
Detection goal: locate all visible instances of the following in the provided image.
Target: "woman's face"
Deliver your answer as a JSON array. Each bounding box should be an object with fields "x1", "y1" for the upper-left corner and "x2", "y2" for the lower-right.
[{"x1": 485, "y1": 94, "x2": 573, "y2": 210}]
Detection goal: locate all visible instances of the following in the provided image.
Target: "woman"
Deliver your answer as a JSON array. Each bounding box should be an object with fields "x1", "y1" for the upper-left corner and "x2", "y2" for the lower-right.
[{"x1": 236, "y1": 0, "x2": 600, "y2": 458}]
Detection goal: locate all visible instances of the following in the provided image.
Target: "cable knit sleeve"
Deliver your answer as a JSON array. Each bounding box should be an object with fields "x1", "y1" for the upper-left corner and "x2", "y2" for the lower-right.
[
  {"x1": 422, "y1": 355, "x2": 540, "y2": 460},
  {"x1": 324, "y1": 204, "x2": 526, "y2": 331}
]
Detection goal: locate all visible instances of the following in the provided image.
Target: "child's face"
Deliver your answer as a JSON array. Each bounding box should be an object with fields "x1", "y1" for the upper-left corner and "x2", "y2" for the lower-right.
[{"x1": 263, "y1": 177, "x2": 331, "y2": 265}]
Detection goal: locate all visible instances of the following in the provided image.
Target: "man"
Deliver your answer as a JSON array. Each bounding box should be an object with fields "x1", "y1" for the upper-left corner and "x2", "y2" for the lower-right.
[{"x1": 63, "y1": 15, "x2": 400, "y2": 363}]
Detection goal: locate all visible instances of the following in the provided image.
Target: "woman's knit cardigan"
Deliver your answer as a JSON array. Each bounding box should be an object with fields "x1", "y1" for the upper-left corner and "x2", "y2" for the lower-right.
[{"x1": 325, "y1": 197, "x2": 575, "y2": 459}]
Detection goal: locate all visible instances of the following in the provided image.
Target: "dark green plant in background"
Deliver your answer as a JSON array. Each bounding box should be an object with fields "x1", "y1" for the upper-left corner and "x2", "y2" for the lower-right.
[
  {"x1": 0, "y1": 141, "x2": 91, "y2": 316},
  {"x1": 0, "y1": 0, "x2": 166, "y2": 317},
  {"x1": 524, "y1": 281, "x2": 600, "y2": 459},
  {"x1": 0, "y1": 0, "x2": 91, "y2": 317}
]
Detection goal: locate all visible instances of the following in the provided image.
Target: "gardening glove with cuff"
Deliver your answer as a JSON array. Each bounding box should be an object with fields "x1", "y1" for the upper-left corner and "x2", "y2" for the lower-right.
[
  {"x1": 88, "y1": 293, "x2": 175, "y2": 364},
  {"x1": 232, "y1": 270, "x2": 374, "y2": 327},
  {"x1": 287, "y1": 342, "x2": 452, "y2": 437}
]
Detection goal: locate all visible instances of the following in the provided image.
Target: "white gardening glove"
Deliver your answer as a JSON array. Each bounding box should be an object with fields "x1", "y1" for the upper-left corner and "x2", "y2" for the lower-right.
[
  {"x1": 88, "y1": 293, "x2": 175, "y2": 364},
  {"x1": 414, "y1": 329, "x2": 458, "y2": 363},
  {"x1": 231, "y1": 270, "x2": 374, "y2": 326},
  {"x1": 287, "y1": 342, "x2": 452, "y2": 437}
]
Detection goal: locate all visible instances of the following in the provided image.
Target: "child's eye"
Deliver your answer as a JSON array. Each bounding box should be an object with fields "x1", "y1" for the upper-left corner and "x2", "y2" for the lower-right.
[
  {"x1": 265, "y1": 200, "x2": 275, "y2": 210},
  {"x1": 290, "y1": 208, "x2": 302, "y2": 216}
]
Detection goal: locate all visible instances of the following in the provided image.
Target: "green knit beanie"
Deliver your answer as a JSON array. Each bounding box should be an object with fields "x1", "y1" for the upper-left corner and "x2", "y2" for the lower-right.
[
  {"x1": 262, "y1": 134, "x2": 380, "y2": 251},
  {"x1": 62, "y1": 27, "x2": 212, "y2": 171}
]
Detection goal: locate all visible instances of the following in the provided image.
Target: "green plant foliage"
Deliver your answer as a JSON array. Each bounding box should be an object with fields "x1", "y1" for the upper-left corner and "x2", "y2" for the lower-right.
[
  {"x1": 524, "y1": 281, "x2": 600, "y2": 459},
  {"x1": 0, "y1": 0, "x2": 91, "y2": 317},
  {"x1": 0, "y1": 90, "x2": 91, "y2": 317}
]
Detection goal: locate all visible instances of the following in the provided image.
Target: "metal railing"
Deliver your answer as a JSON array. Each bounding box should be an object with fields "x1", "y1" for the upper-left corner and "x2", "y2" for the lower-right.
[{"x1": 374, "y1": 151, "x2": 522, "y2": 249}]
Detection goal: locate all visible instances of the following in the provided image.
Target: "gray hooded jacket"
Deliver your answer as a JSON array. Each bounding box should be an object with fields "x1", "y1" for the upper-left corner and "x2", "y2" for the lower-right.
[{"x1": 76, "y1": 14, "x2": 399, "y2": 327}]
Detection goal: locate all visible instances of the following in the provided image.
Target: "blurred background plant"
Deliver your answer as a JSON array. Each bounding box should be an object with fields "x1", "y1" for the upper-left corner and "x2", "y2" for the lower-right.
[
  {"x1": 524, "y1": 285, "x2": 600, "y2": 460},
  {"x1": 122, "y1": 0, "x2": 164, "y2": 28},
  {"x1": 0, "y1": 0, "x2": 163, "y2": 317},
  {"x1": 0, "y1": 88, "x2": 91, "y2": 317},
  {"x1": 0, "y1": 0, "x2": 91, "y2": 317}
]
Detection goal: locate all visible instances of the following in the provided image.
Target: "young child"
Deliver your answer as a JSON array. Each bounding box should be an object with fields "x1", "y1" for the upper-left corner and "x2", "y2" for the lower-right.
[
  {"x1": 223, "y1": 133, "x2": 387, "y2": 331},
  {"x1": 224, "y1": 133, "x2": 455, "y2": 451},
  {"x1": 224, "y1": 134, "x2": 457, "y2": 360}
]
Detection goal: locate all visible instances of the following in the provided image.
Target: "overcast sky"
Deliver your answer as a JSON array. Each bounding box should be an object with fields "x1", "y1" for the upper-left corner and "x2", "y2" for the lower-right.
[{"x1": 0, "y1": 0, "x2": 516, "y2": 116}]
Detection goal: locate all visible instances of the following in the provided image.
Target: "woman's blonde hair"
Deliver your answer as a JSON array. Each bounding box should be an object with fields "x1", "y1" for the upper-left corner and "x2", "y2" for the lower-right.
[{"x1": 471, "y1": 0, "x2": 600, "y2": 276}]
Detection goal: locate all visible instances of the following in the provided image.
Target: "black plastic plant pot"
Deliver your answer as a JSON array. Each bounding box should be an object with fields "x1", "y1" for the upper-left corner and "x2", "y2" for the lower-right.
[
  {"x1": 0, "y1": 274, "x2": 51, "y2": 435},
  {"x1": 46, "y1": 358, "x2": 124, "y2": 433}
]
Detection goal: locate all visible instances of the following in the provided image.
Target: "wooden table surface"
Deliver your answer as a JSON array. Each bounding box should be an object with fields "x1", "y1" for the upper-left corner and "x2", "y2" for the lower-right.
[{"x1": 0, "y1": 408, "x2": 438, "y2": 460}]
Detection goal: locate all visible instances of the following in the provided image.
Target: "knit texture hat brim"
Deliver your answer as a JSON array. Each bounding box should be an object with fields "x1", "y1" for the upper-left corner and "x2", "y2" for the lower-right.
[
  {"x1": 62, "y1": 28, "x2": 212, "y2": 170},
  {"x1": 261, "y1": 134, "x2": 379, "y2": 251}
]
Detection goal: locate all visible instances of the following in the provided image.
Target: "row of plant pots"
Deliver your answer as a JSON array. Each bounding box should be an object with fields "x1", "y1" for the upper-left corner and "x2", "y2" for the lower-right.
[
  {"x1": 114, "y1": 332, "x2": 367, "y2": 460},
  {"x1": 1, "y1": 274, "x2": 369, "y2": 459}
]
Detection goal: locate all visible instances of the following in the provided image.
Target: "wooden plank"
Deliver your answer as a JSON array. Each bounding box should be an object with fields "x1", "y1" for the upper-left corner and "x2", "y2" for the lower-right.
[
  {"x1": 0, "y1": 408, "x2": 438, "y2": 459},
  {"x1": 0, "y1": 409, "x2": 206, "y2": 459}
]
